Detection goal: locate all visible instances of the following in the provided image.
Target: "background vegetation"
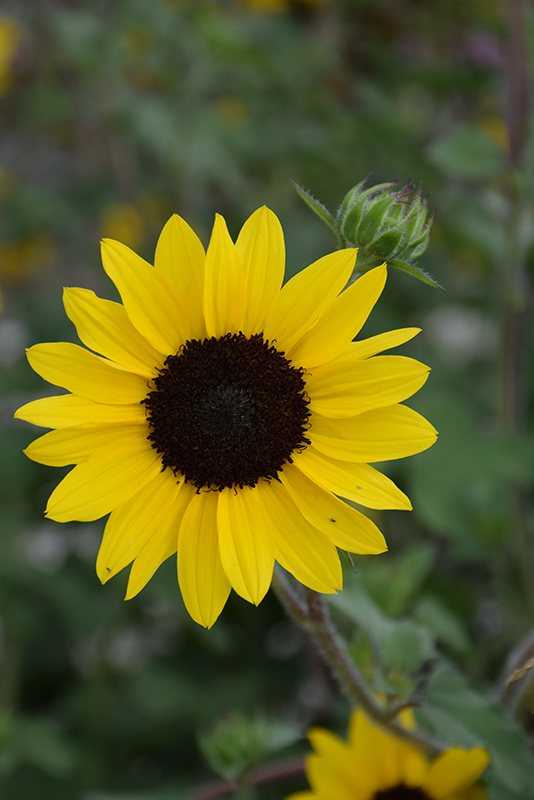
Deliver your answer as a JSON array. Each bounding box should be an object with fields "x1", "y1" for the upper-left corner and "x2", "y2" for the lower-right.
[{"x1": 2, "y1": 0, "x2": 534, "y2": 798}]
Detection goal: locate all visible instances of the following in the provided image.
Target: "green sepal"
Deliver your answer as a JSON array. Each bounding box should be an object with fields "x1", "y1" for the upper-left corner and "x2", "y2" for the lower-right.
[
  {"x1": 388, "y1": 258, "x2": 445, "y2": 291},
  {"x1": 357, "y1": 194, "x2": 400, "y2": 244},
  {"x1": 371, "y1": 225, "x2": 406, "y2": 259},
  {"x1": 290, "y1": 181, "x2": 337, "y2": 233},
  {"x1": 337, "y1": 175, "x2": 370, "y2": 222},
  {"x1": 341, "y1": 202, "x2": 366, "y2": 244},
  {"x1": 337, "y1": 181, "x2": 394, "y2": 232}
]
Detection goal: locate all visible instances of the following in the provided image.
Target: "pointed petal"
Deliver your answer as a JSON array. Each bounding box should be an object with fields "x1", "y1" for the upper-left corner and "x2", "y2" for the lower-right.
[
  {"x1": 125, "y1": 482, "x2": 189, "y2": 599},
  {"x1": 203, "y1": 214, "x2": 245, "y2": 337},
  {"x1": 26, "y1": 343, "x2": 148, "y2": 404},
  {"x1": 154, "y1": 214, "x2": 207, "y2": 340},
  {"x1": 401, "y1": 747, "x2": 430, "y2": 787},
  {"x1": 15, "y1": 394, "x2": 147, "y2": 429},
  {"x1": 348, "y1": 706, "x2": 429, "y2": 788},
  {"x1": 97, "y1": 469, "x2": 184, "y2": 584},
  {"x1": 306, "y1": 730, "x2": 358, "y2": 797},
  {"x1": 307, "y1": 356, "x2": 430, "y2": 418},
  {"x1": 290, "y1": 446, "x2": 410, "y2": 511},
  {"x1": 350, "y1": 327, "x2": 421, "y2": 360},
  {"x1": 423, "y1": 748, "x2": 489, "y2": 799},
  {"x1": 310, "y1": 405, "x2": 438, "y2": 462},
  {"x1": 256, "y1": 479, "x2": 342, "y2": 593},
  {"x1": 280, "y1": 462, "x2": 388, "y2": 552},
  {"x1": 101, "y1": 238, "x2": 186, "y2": 354},
  {"x1": 235, "y1": 207, "x2": 285, "y2": 335},
  {"x1": 24, "y1": 424, "x2": 146, "y2": 466},
  {"x1": 63, "y1": 288, "x2": 163, "y2": 378},
  {"x1": 290, "y1": 264, "x2": 387, "y2": 367},
  {"x1": 217, "y1": 485, "x2": 275, "y2": 605},
  {"x1": 45, "y1": 427, "x2": 161, "y2": 522},
  {"x1": 346, "y1": 710, "x2": 411, "y2": 790},
  {"x1": 177, "y1": 490, "x2": 232, "y2": 628},
  {"x1": 263, "y1": 249, "x2": 356, "y2": 354}
]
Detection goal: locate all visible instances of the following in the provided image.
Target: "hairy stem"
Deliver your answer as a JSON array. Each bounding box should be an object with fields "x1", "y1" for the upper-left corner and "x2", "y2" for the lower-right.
[{"x1": 272, "y1": 568, "x2": 445, "y2": 754}]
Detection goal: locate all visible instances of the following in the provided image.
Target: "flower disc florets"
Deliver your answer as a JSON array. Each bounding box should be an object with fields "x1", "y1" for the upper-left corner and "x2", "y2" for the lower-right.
[{"x1": 143, "y1": 332, "x2": 311, "y2": 491}]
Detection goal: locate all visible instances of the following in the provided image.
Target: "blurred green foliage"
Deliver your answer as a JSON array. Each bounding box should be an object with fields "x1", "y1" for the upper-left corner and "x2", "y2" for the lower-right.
[{"x1": 2, "y1": 0, "x2": 534, "y2": 798}]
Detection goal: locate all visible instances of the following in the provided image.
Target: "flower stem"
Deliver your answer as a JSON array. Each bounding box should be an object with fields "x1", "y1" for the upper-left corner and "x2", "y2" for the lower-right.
[{"x1": 272, "y1": 568, "x2": 445, "y2": 754}]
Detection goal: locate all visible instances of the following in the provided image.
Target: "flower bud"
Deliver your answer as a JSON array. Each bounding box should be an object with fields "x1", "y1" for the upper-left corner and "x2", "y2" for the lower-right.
[
  {"x1": 292, "y1": 177, "x2": 441, "y2": 289},
  {"x1": 339, "y1": 179, "x2": 434, "y2": 271}
]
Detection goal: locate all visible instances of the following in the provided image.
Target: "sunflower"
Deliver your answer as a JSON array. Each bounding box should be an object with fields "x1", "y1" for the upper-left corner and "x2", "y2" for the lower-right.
[
  {"x1": 16, "y1": 207, "x2": 436, "y2": 627},
  {"x1": 288, "y1": 707, "x2": 490, "y2": 800}
]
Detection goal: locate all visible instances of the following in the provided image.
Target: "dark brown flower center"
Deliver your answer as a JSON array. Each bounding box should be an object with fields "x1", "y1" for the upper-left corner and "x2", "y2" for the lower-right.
[
  {"x1": 373, "y1": 786, "x2": 431, "y2": 800},
  {"x1": 143, "y1": 332, "x2": 311, "y2": 491}
]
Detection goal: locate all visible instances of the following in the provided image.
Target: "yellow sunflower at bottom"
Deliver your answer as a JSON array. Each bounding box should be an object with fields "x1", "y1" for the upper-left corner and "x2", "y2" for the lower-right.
[
  {"x1": 289, "y1": 708, "x2": 490, "y2": 800},
  {"x1": 15, "y1": 207, "x2": 437, "y2": 627}
]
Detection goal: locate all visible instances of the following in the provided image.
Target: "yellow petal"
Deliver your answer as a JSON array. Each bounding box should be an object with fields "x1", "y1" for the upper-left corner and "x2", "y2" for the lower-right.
[
  {"x1": 401, "y1": 746, "x2": 430, "y2": 787},
  {"x1": 350, "y1": 327, "x2": 421, "y2": 360},
  {"x1": 292, "y1": 445, "x2": 410, "y2": 510},
  {"x1": 256, "y1": 479, "x2": 342, "y2": 593},
  {"x1": 125, "y1": 484, "x2": 188, "y2": 599},
  {"x1": 306, "y1": 730, "x2": 359, "y2": 798},
  {"x1": 45, "y1": 428, "x2": 161, "y2": 522},
  {"x1": 285, "y1": 794, "x2": 315, "y2": 800},
  {"x1": 310, "y1": 405, "x2": 438, "y2": 462},
  {"x1": 26, "y1": 343, "x2": 148, "y2": 405},
  {"x1": 63, "y1": 288, "x2": 164, "y2": 378},
  {"x1": 101, "y1": 238, "x2": 186, "y2": 354},
  {"x1": 154, "y1": 214, "x2": 207, "y2": 340},
  {"x1": 346, "y1": 710, "x2": 409, "y2": 791},
  {"x1": 290, "y1": 264, "x2": 387, "y2": 367},
  {"x1": 263, "y1": 249, "x2": 356, "y2": 354},
  {"x1": 307, "y1": 356, "x2": 430, "y2": 419},
  {"x1": 280, "y1": 462, "x2": 389, "y2": 552},
  {"x1": 217, "y1": 485, "x2": 274, "y2": 605},
  {"x1": 203, "y1": 214, "x2": 246, "y2": 337},
  {"x1": 235, "y1": 206, "x2": 285, "y2": 335},
  {"x1": 15, "y1": 394, "x2": 146, "y2": 429},
  {"x1": 423, "y1": 748, "x2": 490, "y2": 799},
  {"x1": 24, "y1": 424, "x2": 146, "y2": 466},
  {"x1": 97, "y1": 469, "x2": 185, "y2": 583},
  {"x1": 177, "y1": 489, "x2": 232, "y2": 628}
]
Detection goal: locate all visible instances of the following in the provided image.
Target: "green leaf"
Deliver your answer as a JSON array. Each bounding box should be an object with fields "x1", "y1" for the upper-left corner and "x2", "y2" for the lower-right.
[
  {"x1": 329, "y1": 582, "x2": 435, "y2": 678},
  {"x1": 428, "y1": 123, "x2": 505, "y2": 180},
  {"x1": 382, "y1": 621, "x2": 434, "y2": 674},
  {"x1": 387, "y1": 258, "x2": 445, "y2": 290},
  {"x1": 379, "y1": 543, "x2": 436, "y2": 616},
  {"x1": 413, "y1": 596, "x2": 469, "y2": 653},
  {"x1": 198, "y1": 712, "x2": 300, "y2": 782},
  {"x1": 418, "y1": 666, "x2": 534, "y2": 793},
  {"x1": 290, "y1": 181, "x2": 337, "y2": 233},
  {"x1": 330, "y1": 580, "x2": 395, "y2": 649}
]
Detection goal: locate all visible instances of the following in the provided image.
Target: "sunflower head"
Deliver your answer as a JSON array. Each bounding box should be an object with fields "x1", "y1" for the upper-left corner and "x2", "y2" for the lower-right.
[
  {"x1": 15, "y1": 207, "x2": 436, "y2": 627},
  {"x1": 288, "y1": 707, "x2": 490, "y2": 800}
]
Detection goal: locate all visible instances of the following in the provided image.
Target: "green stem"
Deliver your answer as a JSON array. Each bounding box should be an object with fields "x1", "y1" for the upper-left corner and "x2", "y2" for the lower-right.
[
  {"x1": 271, "y1": 568, "x2": 445, "y2": 754},
  {"x1": 498, "y1": 0, "x2": 534, "y2": 614}
]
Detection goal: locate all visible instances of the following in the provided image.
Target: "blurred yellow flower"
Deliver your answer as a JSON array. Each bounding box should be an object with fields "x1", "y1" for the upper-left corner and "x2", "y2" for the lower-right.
[
  {"x1": 289, "y1": 707, "x2": 490, "y2": 800},
  {"x1": 16, "y1": 208, "x2": 435, "y2": 627},
  {"x1": 215, "y1": 96, "x2": 249, "y2": 128},
  {"x1": 478, "y1": 115, "x2": 508, "y2": 152},
  {"x1": 100, "y1": 203, "x2": 146, "y2": 252},
  {"x1": 239, "y1": 0, "x2": 329, "y2": 12},
  {"x1": 0, "y1": 17, "x2": 22, "y2": 94},
  {"x1": 0, "y1": 235, "x2": 56, "y2": 283}
]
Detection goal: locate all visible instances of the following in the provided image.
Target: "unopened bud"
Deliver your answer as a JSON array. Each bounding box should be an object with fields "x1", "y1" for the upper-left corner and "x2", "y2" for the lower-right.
[{"x1": 293, "y1": 177, "x2": 442, "y2": 289}]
